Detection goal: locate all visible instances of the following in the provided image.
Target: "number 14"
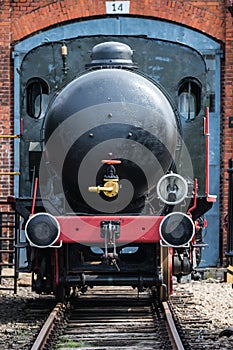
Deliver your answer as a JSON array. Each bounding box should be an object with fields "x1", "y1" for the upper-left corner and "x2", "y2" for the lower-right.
[{"x1": 106, "y1": 1, "x2": 130, "y2": 14}]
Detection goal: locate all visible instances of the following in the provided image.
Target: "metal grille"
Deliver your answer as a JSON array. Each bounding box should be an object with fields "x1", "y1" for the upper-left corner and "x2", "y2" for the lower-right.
[{"x1": 0, "y1": 209, "x2": 18, "y2": 293}]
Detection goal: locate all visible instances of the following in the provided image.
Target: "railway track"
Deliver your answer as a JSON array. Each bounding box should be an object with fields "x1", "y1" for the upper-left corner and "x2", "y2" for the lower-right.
[
  {"x1": 169, "y1": 287, "x2": 233, "y2": 350},
  {"x1": 31, "y1": 287, "x2": 184, "y2": 350}
]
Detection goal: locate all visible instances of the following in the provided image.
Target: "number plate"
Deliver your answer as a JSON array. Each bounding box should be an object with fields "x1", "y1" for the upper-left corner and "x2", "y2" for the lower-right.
[{"x1": 106, "y1": 1, "x2": 130, "y2": 14}]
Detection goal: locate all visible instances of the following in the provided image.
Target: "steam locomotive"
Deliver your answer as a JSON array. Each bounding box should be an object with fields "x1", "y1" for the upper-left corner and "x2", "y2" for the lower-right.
[{"x1": 12, "y1": 40, "x2": 215, "y2": 300}]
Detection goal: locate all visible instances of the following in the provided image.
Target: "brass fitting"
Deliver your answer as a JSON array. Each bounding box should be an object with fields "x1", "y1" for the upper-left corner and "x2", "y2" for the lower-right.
[{"x1": 88, "y1": 179, "x2": 119, "y2": 198}]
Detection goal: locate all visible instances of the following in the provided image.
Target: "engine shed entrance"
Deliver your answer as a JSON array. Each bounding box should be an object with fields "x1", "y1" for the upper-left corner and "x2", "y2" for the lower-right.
[{"x1": 12, "y1": 17, "x2": 221, "y2": 267}]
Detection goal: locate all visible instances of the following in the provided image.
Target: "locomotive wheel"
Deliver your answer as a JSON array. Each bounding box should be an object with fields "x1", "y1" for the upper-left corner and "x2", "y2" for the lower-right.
[
  {"x1": 54, "y1": 248, "x2": 68, "y2": 302},
  {"x1": 160, "y1": 246, "x2": 173, "y2": 301},
  {"x1": 173, "y1": 254, "x2": 182, "y2": 276},
  {"x1": 182, "y1": 256, "x2": 191, "y2": 275}
]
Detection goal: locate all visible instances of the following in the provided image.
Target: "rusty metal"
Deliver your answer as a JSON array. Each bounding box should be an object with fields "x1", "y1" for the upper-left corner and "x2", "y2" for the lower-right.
[
  {"x1": 31, "y1": 302, "x2": 64, "y2": 350},
  {"x1": 163, "y1": 301, "x2": 185, "y2": 350}
]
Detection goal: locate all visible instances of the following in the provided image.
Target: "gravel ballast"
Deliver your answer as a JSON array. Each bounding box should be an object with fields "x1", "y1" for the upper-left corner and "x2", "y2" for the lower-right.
[{"x1": 0, "y1": 271, "x2": 232, "y2": 349}]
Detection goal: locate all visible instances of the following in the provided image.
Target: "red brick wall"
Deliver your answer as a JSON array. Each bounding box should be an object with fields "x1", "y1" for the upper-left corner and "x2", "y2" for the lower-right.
[
  {"x1": 1, "y1": 0, "x2": 233, "y2": 259},
  {"x1": 221, "y1": 8, "x2": 233, "y2": 257},
  {"x1": 10, "y1": 0, "x2": 226, "y2": 43},
  {"x1": 0, "y1": 0, "x2": 14, "y2": 197}
]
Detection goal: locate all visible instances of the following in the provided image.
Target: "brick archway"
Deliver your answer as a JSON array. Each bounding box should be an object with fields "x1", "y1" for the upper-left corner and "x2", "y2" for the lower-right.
[{"x1": 12, "y1": 0, "x2": 225, "y2": 43}]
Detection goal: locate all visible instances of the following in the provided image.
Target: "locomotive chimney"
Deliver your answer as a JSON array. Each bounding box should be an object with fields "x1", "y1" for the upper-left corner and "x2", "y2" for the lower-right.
[{"x1": 86, "y1": 41, "x2": 137, "y2": 69}]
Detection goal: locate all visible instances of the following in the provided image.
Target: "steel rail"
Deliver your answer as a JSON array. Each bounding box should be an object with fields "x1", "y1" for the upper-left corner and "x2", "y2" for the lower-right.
[
  {"x1": 162, "y1": 301, "x2": 185, "y2": 350},
  {"x1": 31, "y1": 302, "x2": 64, "y2": 350}
]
